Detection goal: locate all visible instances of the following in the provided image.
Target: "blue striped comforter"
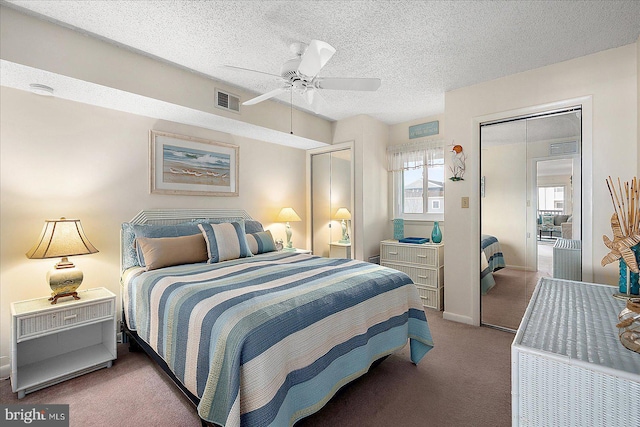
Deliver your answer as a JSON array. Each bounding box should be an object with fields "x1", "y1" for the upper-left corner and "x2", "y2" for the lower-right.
[
  {"x1": 123, "y1": 251, "x2": 433, "y2": 426},
  {"x1": 481, "y1": 234, "x2": 506, "y2": 295}
]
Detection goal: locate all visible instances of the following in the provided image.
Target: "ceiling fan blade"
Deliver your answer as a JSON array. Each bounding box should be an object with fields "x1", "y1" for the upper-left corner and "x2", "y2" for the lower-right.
[
  {"x1": 315, "y1": 77, "x2": 381, "y2": 91},
  {"x1": 224, "y1": 65, "x2": 281, "y2": 78},
  {"x1": 243, "y1": 87, "x2": 289, "y2": 105},
  {"x1": 297, "y1": 40, "x2": 336, "y2": 78},
  {"x1": 303, "y1": 88, "x2": 327, "y2": 114}
]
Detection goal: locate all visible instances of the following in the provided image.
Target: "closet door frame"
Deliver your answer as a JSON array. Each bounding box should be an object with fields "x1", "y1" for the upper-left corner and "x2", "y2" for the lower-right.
[
  {"x1": 306, "y1": 141, "x2": 355, "y2": 258},
  {"x1": 473, "y1": 96, "x2": 593, "y2": 326}
]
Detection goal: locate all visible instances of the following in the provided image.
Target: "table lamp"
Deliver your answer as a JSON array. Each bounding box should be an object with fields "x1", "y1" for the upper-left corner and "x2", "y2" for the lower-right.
[
  {"x1": 333, "y1": 207, "x2": 351, "y2": 243},
  {"x1": 26, "y1": 218, "x2": 98, "y2": 304},
  {"x1": 276, "y1": 207, "x2": 302, "y2": 250}
]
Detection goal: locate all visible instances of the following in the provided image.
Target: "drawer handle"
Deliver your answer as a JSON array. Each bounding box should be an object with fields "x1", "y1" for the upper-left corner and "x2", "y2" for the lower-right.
[
  {"x1": 418, "y1": 275, "x2": 428, "y2": 279},
  {"x1": 389, "y1": 251, "x2": 398, "y2": 255},
  {"x1": 417, "y1": 255, "x2": 427, "y2": 258},
  {"x1": 64, "y1": 314, "x2": 78, "y2": 321}
]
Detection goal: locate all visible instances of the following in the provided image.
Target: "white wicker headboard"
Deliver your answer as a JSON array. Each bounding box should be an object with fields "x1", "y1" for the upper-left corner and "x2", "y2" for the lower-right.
[
  {"x1": 120, "y1": 208, "x2": 254, "y2": 271},
  {"x1": 128, "y1": 208, "x2": 253, "y2": 225}
]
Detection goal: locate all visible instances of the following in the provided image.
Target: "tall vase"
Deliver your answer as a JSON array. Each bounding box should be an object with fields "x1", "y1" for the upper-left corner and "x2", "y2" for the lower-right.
[
  {"x1": 632, "y1": 244, "x2": 640, "y2": 295},
  {"x1": 431, "y1": 221, "x2": 442, "y2": 244},
  {"x1": 619, "y1": 259, "x2": 629, "y2": 294},
  {"x1": 393, "y1": 218, "x2": 404, "y2": 240},
  {"x1": 619, "y1": 244, "x2": 640, "y2": 296}
]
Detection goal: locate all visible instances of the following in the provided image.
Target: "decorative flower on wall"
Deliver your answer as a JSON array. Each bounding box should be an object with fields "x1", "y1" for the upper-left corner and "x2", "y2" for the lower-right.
[{"x1": 449, "y1": 143, "x2": 466, "y2": 181}]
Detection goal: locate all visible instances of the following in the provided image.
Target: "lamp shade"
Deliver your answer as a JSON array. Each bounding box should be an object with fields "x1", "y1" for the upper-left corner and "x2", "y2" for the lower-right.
[
  {"x1": 26, "y1": 218, "x2": 98, "y2": 259},
  {"x1": 333, "y1": 207, "x2": 351, "y2": 220},
  {"x1": 276, "y1": 208, "x2": 302, "y2": 223}
]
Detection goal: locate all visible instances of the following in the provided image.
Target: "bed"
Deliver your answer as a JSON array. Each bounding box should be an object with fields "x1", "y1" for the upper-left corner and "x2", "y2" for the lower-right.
[
  {"x1": 120, "y1": 209, "x2": 434, "y2": 427},
  {"x1": 481, "y1": 234, "x2": 506, "y2": 295}
]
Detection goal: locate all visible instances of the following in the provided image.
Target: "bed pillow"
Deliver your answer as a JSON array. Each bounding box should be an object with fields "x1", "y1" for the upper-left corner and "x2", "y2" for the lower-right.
[
  {"x1": 121, "y1": 218, "x2": 245, "y2": 269},
  {"x1": 123, "y1": 222, "x2": 202, "y2": 269},
  {"x1": 136, "y1": 234, "x2": 208, "y2": 271},
  {"x1": 244, "y1": 220, "x2": 265, "y2": 234},
  {"x1": 198, "y1": 222, "x2": 252, "y2": 263},
  {"x1": 246, "y1": 230, "x2": 277, "y2": 254}
]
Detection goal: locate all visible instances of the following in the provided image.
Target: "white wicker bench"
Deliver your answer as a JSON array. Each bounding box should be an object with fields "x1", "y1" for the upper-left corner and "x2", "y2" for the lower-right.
[
  {"x1": 512, "y1": 278, "x2": 640, "y2": 426},
  {"x1": 552, "y1": 238, "x2": 581, "y2": 280}
]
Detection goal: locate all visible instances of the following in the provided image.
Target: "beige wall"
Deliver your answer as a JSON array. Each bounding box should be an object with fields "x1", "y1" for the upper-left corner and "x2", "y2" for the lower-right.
[
  {"x1": 0, "y1": 87, "x2": 308, "y2": 373},
  {"x1": 444, "y1": 43, "x2": 638, "y2": 325}
]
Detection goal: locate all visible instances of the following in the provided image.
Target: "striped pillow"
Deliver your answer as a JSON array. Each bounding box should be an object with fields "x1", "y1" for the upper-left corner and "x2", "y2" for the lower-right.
[
  {"x1": 246, "y1": 230, "x2": 276, "y2": 254},
  {"x1": 198, "y1": 222, "x2": 252, "y2": 263}
]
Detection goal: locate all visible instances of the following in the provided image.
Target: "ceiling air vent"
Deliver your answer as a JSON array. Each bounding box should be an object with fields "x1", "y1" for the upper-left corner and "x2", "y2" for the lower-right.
[
  {"x1": 215, "y1": 89, "x2": 240, "y2": 113},
  {"x1": 549, "y1": 141, "x2": 578, "y2": 156}
]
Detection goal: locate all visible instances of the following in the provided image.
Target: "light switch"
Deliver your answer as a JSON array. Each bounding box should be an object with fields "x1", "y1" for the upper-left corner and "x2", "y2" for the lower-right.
[{"x1": 461, "y1": 197, "x2": 469, "y2": 208}]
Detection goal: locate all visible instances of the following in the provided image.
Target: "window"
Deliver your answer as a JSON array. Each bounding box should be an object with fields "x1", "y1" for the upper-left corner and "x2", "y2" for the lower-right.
[
  {"x1": 538, "y1": 186, "x2": 565, "y2": 213},
  {"x1": 388, "y1": 140, "x2": 445, "y2": 221}
]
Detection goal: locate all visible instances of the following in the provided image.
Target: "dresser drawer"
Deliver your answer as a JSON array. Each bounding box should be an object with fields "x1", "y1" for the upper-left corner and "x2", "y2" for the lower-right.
[
  {"x1": 414, "y1": 284, "x2": 443, "y2": 310},
  {"x1": 381, "y1": 261, "x2": 440, "y2": 287},
  {"x1": 380, "y1": 243, "x2": 440, "y2": 266},
  {"x1": 16, "y1": 299, "x2": 114, "y2": 342}
]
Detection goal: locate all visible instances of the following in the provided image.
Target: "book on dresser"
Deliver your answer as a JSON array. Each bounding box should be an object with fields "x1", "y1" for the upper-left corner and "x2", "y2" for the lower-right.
[{"x1": 380, "y1": 240, "x2": 444, "y2": 310}]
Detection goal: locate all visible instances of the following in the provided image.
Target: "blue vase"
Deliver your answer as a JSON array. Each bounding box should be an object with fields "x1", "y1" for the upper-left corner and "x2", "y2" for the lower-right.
[
  {"x1": 632, "y1": 244, "x2": 640, "y2": 295},
  {"x1": 431, "y1": 221, "x2": 442, "y2": 244},
  {"x1": 619, "y1": 244, "x2": 640, "y2": 295},
  {"x1": 619, "y1": 259, "x2": 629, "y2": 293},
  {"x1": 393, "y1": 218, "x2": 404, "y2": 240}
]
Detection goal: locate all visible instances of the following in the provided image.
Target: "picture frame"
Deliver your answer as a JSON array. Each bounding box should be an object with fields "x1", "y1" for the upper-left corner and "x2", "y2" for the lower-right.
[{"x1": 149, "y1": 130, "x2": 239, "y2": 196}]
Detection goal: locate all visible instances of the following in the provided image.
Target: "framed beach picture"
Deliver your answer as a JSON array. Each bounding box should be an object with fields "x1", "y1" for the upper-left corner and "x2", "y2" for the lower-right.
[{"x1": 149, "y1": 130, "x2": 239, "y2": 196}]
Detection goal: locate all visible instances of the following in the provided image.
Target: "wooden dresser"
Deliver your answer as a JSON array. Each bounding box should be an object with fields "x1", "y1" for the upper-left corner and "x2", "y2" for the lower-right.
[{"x1": 380, "y1": 240, "x2": 444, "y2": 310}]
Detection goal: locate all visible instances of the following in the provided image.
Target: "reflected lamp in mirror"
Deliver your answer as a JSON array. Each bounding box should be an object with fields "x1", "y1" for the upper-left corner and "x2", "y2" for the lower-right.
[
  {"x1": 26, "y1": 218, "x2": 98, "y2": 304},
  {"x1": 333, "y1": 207, "x2": 351, "y2": 244},
  {"x1": 276, "y1": 208, "x2": 302, "y2": 250}
]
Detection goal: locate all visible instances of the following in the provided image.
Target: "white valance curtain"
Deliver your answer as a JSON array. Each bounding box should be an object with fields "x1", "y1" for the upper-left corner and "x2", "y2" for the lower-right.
[{"x1": 386, "y1": 140, "x2": 445, "y2": 171}]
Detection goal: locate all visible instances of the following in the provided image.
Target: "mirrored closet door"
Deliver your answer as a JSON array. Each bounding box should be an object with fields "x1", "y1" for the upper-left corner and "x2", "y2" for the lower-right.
[
  {"x1": 480, "y1": 108, "x2": 582, "y2": 330},
  {"x1": 310, "y1": 146, "x2": 353, "y2": 258}
]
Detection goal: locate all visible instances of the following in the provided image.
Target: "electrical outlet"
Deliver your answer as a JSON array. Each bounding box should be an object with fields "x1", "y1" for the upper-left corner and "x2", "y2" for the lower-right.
[{"x1": 461, "y1": 197, "x2": 469, "y2": 208}]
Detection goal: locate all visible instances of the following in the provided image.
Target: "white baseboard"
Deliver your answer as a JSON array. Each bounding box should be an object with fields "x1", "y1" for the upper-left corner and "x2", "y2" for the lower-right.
[
  {"x1": 0, "y1": 362, "x2": 10, "y2": 380},
  {"x1": 506, "y1": 264, "x2": 537, "y2": 272},
  {"x1": 443, "y1": 311, "x2": 475, "y2": 326}
]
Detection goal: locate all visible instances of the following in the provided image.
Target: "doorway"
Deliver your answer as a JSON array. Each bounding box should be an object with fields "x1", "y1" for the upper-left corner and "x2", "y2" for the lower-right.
[{"x1": 480, "y1": 108, "x2": 582, "y2": 330}]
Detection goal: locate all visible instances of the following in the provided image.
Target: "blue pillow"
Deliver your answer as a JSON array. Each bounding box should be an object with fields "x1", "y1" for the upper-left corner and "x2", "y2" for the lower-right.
[
  {"x1": 245, "y1": 220, "x2": 264, "y2": 234},
  {"x1": 246, "y1": 230, "x2": 276, "y2": 254},
  {"x1": 198, "y1": 222, "x2": 252, "y2": 263}
]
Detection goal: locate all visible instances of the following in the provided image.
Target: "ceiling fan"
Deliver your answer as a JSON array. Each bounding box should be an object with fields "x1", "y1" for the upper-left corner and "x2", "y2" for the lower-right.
[{"x1": 226, "y1": 40, "x2": 381, "y2": 113}]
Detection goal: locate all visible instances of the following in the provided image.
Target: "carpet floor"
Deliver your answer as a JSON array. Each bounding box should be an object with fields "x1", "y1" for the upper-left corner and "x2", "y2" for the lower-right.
[
  {"x1": 1, "y1": 311, "x2": 513, "y2": 427},
  {"x1": 481, "y1": 243, "x2": 552, "y2": 330}
]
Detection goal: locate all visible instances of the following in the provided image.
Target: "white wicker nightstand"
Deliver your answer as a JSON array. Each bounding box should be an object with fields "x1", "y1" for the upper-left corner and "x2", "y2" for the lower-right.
[{"x1": 11, "y1": 287, "x2": 117, "y2": 399}]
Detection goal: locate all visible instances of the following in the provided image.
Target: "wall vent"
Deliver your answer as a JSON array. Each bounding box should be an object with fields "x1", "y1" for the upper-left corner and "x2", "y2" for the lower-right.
[
  {"x1": 549, "y1": 141, "x2": 578, "y2": 156},
  {"x1": 215, "y1": 89, "x2": 240, "y2": 113}
]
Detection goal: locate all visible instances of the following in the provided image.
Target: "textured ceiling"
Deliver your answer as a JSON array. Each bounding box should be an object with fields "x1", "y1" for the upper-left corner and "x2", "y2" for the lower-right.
[{"x1": 3, "y1": 0, "x2": 640, "y2": 125}]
